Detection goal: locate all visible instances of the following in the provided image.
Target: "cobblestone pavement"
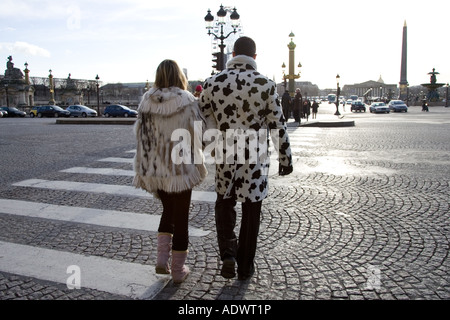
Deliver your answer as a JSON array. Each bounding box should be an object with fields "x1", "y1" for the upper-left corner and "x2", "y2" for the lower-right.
[{"x1": 0, "y1": 105, "x2": 449, "y2": 301}]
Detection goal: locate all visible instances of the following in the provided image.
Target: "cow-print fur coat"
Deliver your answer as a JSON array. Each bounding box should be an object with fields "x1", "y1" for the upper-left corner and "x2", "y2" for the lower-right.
[
  {"x1": 200, "y1": 55, "x2": 292, "y2": 202},
  {"x1": 133, "y1": 87, "x2": 207, "y2": 197}
]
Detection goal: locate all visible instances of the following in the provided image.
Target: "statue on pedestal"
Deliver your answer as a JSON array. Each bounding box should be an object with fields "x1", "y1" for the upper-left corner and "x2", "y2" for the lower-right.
[{"x1": 4, "y1": 56, "x2": 24, "y2": 80}]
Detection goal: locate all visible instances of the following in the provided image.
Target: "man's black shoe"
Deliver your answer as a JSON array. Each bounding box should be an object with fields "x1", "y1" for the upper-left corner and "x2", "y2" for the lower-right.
[
  {"x1": 221, "y1": 257, "x2": 236, "y2": 279},
  {"x1": 237, "y1": 264, "x2": 255, "y2": 281}
]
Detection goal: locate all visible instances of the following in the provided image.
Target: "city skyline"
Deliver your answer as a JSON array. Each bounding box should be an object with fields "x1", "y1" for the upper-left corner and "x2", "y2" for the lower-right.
[{"x1": 0, "y1": 0, "x2": 448, "y2": 89}]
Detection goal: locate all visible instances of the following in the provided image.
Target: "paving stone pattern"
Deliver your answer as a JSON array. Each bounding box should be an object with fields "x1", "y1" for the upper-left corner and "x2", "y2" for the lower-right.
[{"x1": 0, "y1": 108, "x2": 449, "y2": 300}]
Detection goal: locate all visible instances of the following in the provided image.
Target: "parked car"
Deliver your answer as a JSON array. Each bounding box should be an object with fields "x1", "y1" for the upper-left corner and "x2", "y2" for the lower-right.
[
  {"x1": 388, "y1": 100, "x2": 408, "y2": 112},
  {"x1": 29, "y1": 106, "x2": 39, "y2": 118},
  {"x1": 351, "y1": 101, "x2": 366, "y2": 112},
  {"x1": 36, "y1": 105, "x2": 70, "y2": 118},
  {"x1": 103, "y1": 105, "x2": 138, "y2": 118},
  {"x1": 0, "y1": 108, "x2": 7, "y2": 117},
  {"x1": 66, "y1": 105, "x2": 98, "y2": 117},
  {"x1": 370, "y1": 102, "x2": 390, "y2": 114},
  {"x1": 0, "y1": 106, "x2": 26, "y2": 117}
]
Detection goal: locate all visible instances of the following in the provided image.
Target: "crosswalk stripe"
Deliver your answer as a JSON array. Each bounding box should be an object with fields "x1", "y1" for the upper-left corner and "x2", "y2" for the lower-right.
[
  {"x1": 61, "y1": 167, "x2": 135, "y2": 176},
  {"x1": 12, "y1": 179, "x2": 217, "y2": 203},
  {"x1": 0, "y1": 199, "x2": 210, "y2": 237},
  {"x1": 98, "y1": 157, "x2": 133, "y2": 164},
  {"x1": 0, "y1": 240, "x2": 170, "y2": 299}
]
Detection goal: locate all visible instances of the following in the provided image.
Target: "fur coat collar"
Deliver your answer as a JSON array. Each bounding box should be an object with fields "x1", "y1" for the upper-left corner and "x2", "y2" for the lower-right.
[
  {"x1": 138, "y1": 87, "x2": 196, "y2": 116},
  {"x1": 226, "y1": 55, "x2": 257, "y2": 71}
]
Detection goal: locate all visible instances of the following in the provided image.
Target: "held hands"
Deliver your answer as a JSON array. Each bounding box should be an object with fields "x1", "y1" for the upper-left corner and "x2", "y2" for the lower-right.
[{"x1": 278, "y1": 164, "x2": 293, "y2": 176}]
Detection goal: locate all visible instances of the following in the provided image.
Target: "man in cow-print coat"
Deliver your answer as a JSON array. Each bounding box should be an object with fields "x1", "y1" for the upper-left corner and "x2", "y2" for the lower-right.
[{"x1": 199, "y1": 36, "x2": 293, "y2": 280}]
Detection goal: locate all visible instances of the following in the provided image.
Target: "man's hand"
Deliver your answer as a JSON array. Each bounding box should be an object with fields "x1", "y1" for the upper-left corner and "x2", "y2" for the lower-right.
[{"x1": 279, "y1": 164, "x2": 293, "y2": 176}]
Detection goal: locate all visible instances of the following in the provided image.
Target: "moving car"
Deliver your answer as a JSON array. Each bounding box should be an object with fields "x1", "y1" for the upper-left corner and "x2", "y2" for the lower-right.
[
  {"x1": 36, "y1": 105, "x2": 70, "y2": 118},
  {"x1": 351, "y1": 101, "x2": 366, "y2": 112},
  {"x1": 388, "y1": 100, "x2": 408, "y2": 112},
  {"x1": 370, "y1": 102, "x2": 390, "y2": 114},
  {"x1": 66, "y1": 105, "x2": 98, "y2": 117},
  {"x1": 0, "y1": 106, "x2": 26, "y2": 117},
  {"x1": 103, "y1": 105, "x2": 138, "y2": 118}
]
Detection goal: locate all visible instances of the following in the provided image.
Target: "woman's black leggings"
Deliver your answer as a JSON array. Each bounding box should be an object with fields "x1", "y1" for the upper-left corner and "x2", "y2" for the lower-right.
[{"x1": 157, "y1": 189, "x2": 192, "y2": 251}]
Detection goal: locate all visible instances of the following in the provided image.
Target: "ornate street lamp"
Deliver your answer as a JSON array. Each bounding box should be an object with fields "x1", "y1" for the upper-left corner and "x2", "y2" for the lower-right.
[
  {"x1": 95, "y1": 74, "x2": 100, "y2": 115},
  {"x1": 281, "y1": 32, "x2": 301, "y2": 97},
  {"x1": 335, "y1": 74, "x2": 341, "y2": 116},
  {"x1": 24, "y1": 62, "x2": 30, "y2": 85},
  {"x1": 49, "y1": 69, "x2": 55, "y2": 105},
  {"x1": 204, "y1": 5, "x2": 240, "y2": 72},
  {"x1": 446, "y1": 83, "x2": 449, "y2": 107}
]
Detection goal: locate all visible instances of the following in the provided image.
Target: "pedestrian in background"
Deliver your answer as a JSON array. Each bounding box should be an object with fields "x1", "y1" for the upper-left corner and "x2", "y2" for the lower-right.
[
  {"x1": 194, "y1": 84, "x2": 203, "y2": 98},
  {"x1": 293, "y1": 88, "x2": 302, "y2": 124},
  {"x1": 200, "y1": 36, "x2": 293, "y2": 281},
  {"x1": 303, "y1": 99, "x2": 311, "y2": 122},
  {"x1": 311, "y1": 99, "x2": 319, "y2": 119},
  {"x1": 133, "y1": 59, "x2": 207, "y2": 284},
  {"x1": 281, "y1": 90, "x2": 292, "y2": 121}
]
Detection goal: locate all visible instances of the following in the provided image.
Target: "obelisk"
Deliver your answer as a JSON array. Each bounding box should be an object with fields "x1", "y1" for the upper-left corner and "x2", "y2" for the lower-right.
[{"x1": 399, "y1": 21, "x2": 408, "y2": 101}]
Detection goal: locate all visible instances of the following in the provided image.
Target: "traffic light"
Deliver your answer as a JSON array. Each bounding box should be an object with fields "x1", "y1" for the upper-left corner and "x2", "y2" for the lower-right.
[{"x1": 212, "y1": 52, "x2": 223, "y2": 71}]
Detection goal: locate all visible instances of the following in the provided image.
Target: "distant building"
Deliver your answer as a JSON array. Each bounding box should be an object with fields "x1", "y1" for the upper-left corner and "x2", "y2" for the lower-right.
[
  {"x1": 342, "y1": 76, "x2": 397, "y2": 101},
  {"x1": 277, "y1": 81, "x2": 319, "y2": 97}
]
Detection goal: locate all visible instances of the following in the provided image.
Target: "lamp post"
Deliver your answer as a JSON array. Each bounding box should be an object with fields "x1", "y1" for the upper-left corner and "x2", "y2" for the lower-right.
[
  {"x1": 282, "y1": 32, "x2": 302, "y2": 97},
  {"x1": 204, "y1": 5, "x2": 240, "y2": 72},
  {"x1": 281, "y1": 63, "x2": 287, "y2": 91},
  {"x1": 95, "y1": 74, "x2": 100, "y2": 116},
  {"x1": 49, "y1": 69, "x2": 55, "y2": 105},
  {"x1": 446, "y1": 83, "x2": 449, "y2": 107},
  {"x1": 335, "y1": 74, "x2": 341, "y2": 116},
  {"x1": 24, "y1": 62, "x2": 30, "y2": 85}
]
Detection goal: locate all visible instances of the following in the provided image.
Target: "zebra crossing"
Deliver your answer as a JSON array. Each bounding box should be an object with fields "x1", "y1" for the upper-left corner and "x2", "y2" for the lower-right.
[{"x1": 0, "y1": 126, "x2": 322, "y2": 299}]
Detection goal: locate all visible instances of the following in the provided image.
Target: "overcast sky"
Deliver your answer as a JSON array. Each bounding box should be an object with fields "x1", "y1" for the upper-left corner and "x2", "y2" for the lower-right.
[{"x1": 0, "y1": 0, "x2": 448, "y2": 89}]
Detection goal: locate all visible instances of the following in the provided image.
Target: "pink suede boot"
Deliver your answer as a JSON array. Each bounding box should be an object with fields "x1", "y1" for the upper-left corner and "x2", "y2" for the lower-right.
[
  {"x1": 171, "y1": 250, "x2": 190, "y2": 284},
  {"x1": 155, "y1": 233, "x2": 172, "y2": 274}
]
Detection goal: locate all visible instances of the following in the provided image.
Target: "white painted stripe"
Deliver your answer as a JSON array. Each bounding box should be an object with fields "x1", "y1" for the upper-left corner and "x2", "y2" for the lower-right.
[
  {"x1": 0, "y1": 199, "x2": 210, "y2": 237},
  {"x1": 0, "y1": 240, "x2": 169, "y2": 299},
  {"x1": 61, "y1": 167, "x2": 135, "y2": 177},
  {"x1": 98, "y1": 157, "x2": 134, "y2": 164},
  {"x1": 12, "y1": 179, "x2": 217, "y2": 203}
]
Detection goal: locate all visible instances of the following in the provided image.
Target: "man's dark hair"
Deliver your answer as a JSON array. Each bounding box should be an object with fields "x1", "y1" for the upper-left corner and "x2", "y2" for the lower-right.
[{"x1": 233, "y1": 36, "x2": 256, "y2": 57}]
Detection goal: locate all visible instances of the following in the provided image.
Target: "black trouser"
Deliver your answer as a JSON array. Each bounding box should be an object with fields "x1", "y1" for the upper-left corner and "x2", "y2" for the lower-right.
[
  {"x1": 157, "y1": 189, "x2": 192, "y2": 251},
  {"x1": 215, "y1": 194, "x2": 262, "y2": 276}
]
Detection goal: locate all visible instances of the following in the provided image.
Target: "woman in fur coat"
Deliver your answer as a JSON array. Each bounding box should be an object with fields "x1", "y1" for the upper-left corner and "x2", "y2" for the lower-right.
[{"x1": 133, "y1": 59, "x2": 207, "y2": 283}]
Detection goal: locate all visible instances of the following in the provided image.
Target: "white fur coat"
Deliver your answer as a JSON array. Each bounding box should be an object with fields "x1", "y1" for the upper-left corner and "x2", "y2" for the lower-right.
[{"x1": 133, "y1": 87, "x2": 207, "y2": 197}]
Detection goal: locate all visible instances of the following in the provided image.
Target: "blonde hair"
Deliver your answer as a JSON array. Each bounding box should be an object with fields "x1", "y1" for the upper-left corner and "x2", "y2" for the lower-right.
[{"x1": 154, "y1": 59, "x2": 188, "y2": 90}]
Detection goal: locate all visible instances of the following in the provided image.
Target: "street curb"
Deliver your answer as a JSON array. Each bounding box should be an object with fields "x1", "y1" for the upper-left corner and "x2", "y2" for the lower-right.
[
  {"x1": 287, "y1": 120, "x2": 355, "y2": 128},
  {"x1": 55, "y1": 118, "x2": 137, "y2": 125},
  {"x1": 300, "y1": 120, "x2": 355, "y2": 127},
  {"x1": 55, "y1": 118, "x2": 355, "y2": 127}
]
